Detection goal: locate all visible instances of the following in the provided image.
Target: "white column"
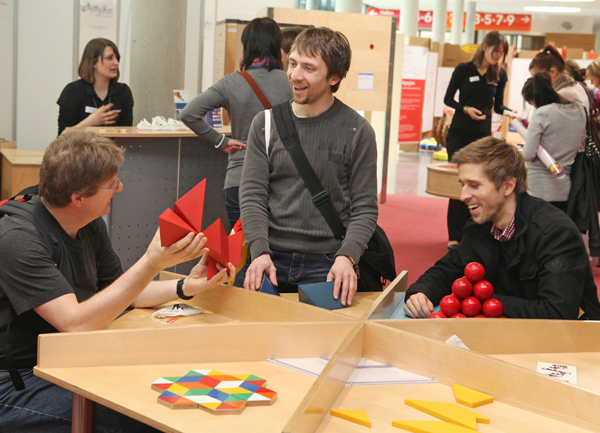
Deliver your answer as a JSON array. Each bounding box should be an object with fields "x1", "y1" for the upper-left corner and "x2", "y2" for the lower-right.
[
  {"x1": 130, "y1": 0, "x2": 187, "y2": 122},
  {"x1": 451, "y1": 0, "x2": 464, "y2": 45},
  {"x1": 399, "y1": 0, "x2": 419, "y2": 38},
  {"x1": 432, "y1": 0, "x2": 448, "y2": 43},
  {"x1": 334, "y1": 0, "x2": 362, "y2": 14},
  {"x1": 463, "y1": 1, "x2": 476, "y2": 45}
]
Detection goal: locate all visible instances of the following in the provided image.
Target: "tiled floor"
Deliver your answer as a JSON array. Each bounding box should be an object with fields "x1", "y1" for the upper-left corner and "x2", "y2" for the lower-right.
[{"x1": 379, "y1": 150, "x2": 436, "y2": 198}]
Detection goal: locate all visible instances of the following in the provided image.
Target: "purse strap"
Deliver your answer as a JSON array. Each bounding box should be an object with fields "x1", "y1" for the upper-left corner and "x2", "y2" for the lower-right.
[
  {"x1": 239, "y1": 71, "x2": 272, "y2": 109},
  {"x1": 271, "y1": 102, "x2": 346, "y2": 240}
]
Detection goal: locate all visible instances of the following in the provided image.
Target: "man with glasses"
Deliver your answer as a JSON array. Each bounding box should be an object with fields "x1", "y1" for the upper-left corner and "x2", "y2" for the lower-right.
[{"x1": 0, "y1": 131, "x2": 235, "y2": 432}]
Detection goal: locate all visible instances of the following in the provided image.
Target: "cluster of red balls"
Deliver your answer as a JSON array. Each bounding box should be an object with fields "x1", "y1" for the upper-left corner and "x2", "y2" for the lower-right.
[{"x1": 429, "y1": 262, "x2": 504, "y2": 318}]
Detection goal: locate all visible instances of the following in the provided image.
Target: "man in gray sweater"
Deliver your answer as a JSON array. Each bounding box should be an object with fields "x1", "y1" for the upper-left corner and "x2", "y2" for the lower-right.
[{"x1": 239, "y1": 27, "x2": 378, "y2": 306}]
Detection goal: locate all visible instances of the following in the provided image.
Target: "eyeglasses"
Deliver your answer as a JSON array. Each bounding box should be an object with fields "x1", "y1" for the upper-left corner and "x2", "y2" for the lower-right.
[{"x1": 100, "y1": 178, "x2": 121, "y2": 192}]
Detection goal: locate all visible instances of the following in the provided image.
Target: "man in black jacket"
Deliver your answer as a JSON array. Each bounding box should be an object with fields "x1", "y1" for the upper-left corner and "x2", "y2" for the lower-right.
[{"x1": 405, "y1": 137, "x2": 600, "y2": 319}]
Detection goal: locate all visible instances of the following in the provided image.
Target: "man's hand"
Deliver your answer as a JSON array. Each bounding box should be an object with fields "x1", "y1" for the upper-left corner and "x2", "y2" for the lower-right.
[
  {"x1": 244, "y1": 253, "x2": 277, "y2": 291},
  {"x1": 327, "y1": 255, "x2": 357, "y2": 306},
  {"x1": 404, "y1": 293, "x2": 434, "y2": 318},
  {"x1": 145, "y1": 229, "x2": 208, "y2": 272},
  {"x1": 222, "y1": 139, "x2": 246, "y2": 154},
  {"x1": 183, "y1": 254, "x2": 236, "y2": 296}
]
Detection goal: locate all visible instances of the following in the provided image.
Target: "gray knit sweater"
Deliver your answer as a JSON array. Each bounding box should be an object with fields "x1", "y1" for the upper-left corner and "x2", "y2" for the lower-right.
[
  {"x1": 180, "y1": 67, "x2": 292, "y2": 189},
  {"x1": 239, "y1": 98, "x2": 378, "y2": 263}
]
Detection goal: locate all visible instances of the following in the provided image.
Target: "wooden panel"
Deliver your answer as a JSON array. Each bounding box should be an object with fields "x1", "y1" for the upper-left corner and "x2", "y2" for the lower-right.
[
  {"x1": 426, "y1": 163, "x2": 461, "y2": 199},
  {"x1": 37, "y1": 321, "x2": 357, "y2": 369},
  {"x1": 364, "y1": 322, "x2": 600, "y2": 432},
  {"x1": 65, "y1": 125, "x2": 231, "y2": 138},
  {"x1": 364, "y1": 271, "x2": 407, "y2": 320},
  {"x1": 259, "y1": 7, "x2": 393, "y2": 112},
  {"x1": 544, "y1": 33, "x2": 596, "y2": 52},
  {"x1": 0, "y1": 149, "x2": 45, "y2": 199},
  {"x1": 375, "y1": 318, "x2": 600, "y2": 354}
]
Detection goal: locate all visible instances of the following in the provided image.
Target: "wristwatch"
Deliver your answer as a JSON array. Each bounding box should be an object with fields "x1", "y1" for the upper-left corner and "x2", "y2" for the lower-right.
[{"x1": 176, "y1": 278, "x2": 194, "y2": 300}]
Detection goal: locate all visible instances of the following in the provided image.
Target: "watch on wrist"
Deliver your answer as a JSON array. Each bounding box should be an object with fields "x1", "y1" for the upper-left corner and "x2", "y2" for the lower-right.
[{"x1": 176, "y1": 278, "x2": 194, "y2": 300}]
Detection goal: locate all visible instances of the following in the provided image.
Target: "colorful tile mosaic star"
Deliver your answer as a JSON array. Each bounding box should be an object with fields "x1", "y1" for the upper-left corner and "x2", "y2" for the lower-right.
[{"x1": 151, "y1": 369, "x2": 277, "y2": 415}]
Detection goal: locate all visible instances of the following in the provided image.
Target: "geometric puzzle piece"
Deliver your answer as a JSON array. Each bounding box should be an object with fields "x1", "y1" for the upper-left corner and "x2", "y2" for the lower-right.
[
  {"x1": 392, "y1": 420, "x2": 478, "y2": 433},
  {"x1": 204, "y1": 218, "x2": 229, "y2": 266},
  {"x1": 158, "y1": 208, "x2": 198, "y2": 247},
  {"x1": 330, "y1": 409, "x2": 371, "y2": 428},
  {"x1": 452, "y1": 384, "x2": 494, "y2": 408},
  {"x1": 174, "y1": 179, "x2": 206, "y2": 233},
  {"x1": 153, "y1": 370, "x2": 277, "y2": 415},
  {"x1": 259, "y1": 273, "x2": 280, "y2": 296},
  {"x1": 298, "y1": 281, "x2": 348, "y2": 310},
  {"x1": 405, "y1": 400, "x2": 490, "y2": 430},
  {"x1": 227, "y1": 230, "x2": 244, "y2": 268}
]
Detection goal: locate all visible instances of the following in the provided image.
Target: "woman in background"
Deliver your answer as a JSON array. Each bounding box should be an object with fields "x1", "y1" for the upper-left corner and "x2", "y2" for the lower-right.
[
  {"x1": 521, "y1": 72, "x2": 586, "y2": 211},
  {"x1": 586, "y1": 58, "x2": 600, "y2": 111},
  {"x1": 529, "y1": 46, "x2": 589, "y2": 111},
  {"x1": 442, "y1": 31, "x2": 509, "y2": 248},
  {"x1": 57, "y1": 38, "x2": 133, "y2": 136},
  {"x1": 281, "y1": 26, "x2": 304, "y2": 72},
  {"x1": 181, "y1": 17, "x2": 292, "y2": 230}
]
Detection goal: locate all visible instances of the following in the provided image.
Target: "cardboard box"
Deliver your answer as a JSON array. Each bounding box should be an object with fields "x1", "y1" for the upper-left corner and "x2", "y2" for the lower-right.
[
  {"x1": 516, "y1": 50, "x2": 540, "y2": 59},
  {"x1": 566, "y1": 47, "x2": 584, "y2": 60},
  {"x1": 406, "y1": 36, "x2": 430, "y2": 48},
  {"x1": 441, "y1": 43, "x2": 474, "y2": 68}
]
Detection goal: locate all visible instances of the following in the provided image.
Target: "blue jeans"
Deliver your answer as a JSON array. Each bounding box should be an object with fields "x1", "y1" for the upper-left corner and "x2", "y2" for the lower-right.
[
  {"x1": 234, "y1": 249, "x2": 336, "y2": 292},
  {"x1": 0, "y1": 369, "x2": 159, "y2": 433},
  {"x1": 223, "y1": 187, "x2": 240, "y2": 231}
]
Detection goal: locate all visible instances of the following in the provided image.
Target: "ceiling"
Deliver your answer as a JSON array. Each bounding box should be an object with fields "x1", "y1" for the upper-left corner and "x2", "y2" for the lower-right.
[{"x1": 364, "y1": 0, "x2": 600, "y2": 17}]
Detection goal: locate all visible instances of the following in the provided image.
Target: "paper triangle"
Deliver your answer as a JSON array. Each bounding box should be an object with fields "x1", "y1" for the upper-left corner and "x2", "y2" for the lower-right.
[
  {"x1": 204, "y1": 219, "x2": 229, "y2": 265},
  {"x1": 405, "y1": 400, "x2": 489, "y2": 430},
  {"x1": 158, "y1": 208, "x2": 197, "y2": 247},
  {"x1": 227, "y1": 230, "x2": 244, "y2": 268},
  {"x1": 392, "y1": 420, "x2": 477, "y2": 433},
  {"x1": 452, "y1": 384, "x2": 494, "y2": 408},
  {"x1": 174, "y1": 179, "x2": 205, "y2": 232},
  {"x1": 330, "y1": 409, "x2": 371, "y2": 427},
  {"x1": 298, "y1": 281, "x2": 347, "y2": 310}
]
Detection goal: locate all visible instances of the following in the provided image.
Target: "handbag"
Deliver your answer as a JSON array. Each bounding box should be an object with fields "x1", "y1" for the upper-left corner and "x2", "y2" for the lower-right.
[{"x1": 271, "y1": 102, "x2": 396, "y2": 291}]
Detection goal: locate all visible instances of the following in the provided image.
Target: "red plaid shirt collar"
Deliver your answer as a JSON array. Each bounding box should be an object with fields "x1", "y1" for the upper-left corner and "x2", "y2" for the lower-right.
[{"x1": 490, "y1": 216, "x2": 516, "y2": 241}]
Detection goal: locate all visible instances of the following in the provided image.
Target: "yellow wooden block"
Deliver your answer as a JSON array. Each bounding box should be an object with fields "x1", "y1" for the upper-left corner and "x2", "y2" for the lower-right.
[
  {"x1": 392, "y1": 420, "x2": 480, "y2": 433},
  {"x1": 452, "y1": 384, "x2": 494, "y2": 408},
  {"x1": 405, "y1": 400, "x2": 489, "y2": 430},
  {"x1": 330, "y1": 409, "x2": 371, "y2": 428}
]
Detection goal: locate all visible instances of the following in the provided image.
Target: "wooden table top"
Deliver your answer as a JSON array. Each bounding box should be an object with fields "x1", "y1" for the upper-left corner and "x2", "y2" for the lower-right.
[
  {"x1": 66, "y1": 125, "x2": 232, "y2": 138},
  {"x1": 0, "y1": 148, "x2": 45, "y2": 166}
]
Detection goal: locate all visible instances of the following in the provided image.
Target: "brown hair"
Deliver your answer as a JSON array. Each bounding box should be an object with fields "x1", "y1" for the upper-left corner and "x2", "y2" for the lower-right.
[
  {"x1": 522, "y1": 72, "x2": 570, "y2": 107},
  {"x1": 452, "y1": 136, "x2": 528, "y2": 195},
  {"x1": 529, "y1": 45, "x2": 565, "y2": 75},
  {"x1": 291, "y1": 27, "x2": 351, "y2": 93},
  {"x1": 39, "y1": 131, "x2": 125, "y2": 208},
  {"x1": 281, "y1": 26, "x2": 304, "y2": 54},
  {"x1": 565, "y1": 60, "x2": 586, "y2": 83},
  {"x1": 78, "y1": 38, "x2": 120, "y2": 84},
  {"x1": 587, "y1": 58, "x2": 600, "y2": 82},
  {"x1": 472, "y1": 31, "x2": 508, "y2": 83}
]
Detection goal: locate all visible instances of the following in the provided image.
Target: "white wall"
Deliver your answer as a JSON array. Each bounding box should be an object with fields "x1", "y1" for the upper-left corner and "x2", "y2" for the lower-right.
[
  {"x1": 185, "y1": 0, "x2": 202, "y2": 97},
  {"x1": 530, "y1": 15, "x2": 594, "y2": 35},
  {"x1": 0, "y1": 0, "x2": 15, "y2": 141},
  {"x1": 16, "y1": 0, "x2": 76, "y2": 148}
]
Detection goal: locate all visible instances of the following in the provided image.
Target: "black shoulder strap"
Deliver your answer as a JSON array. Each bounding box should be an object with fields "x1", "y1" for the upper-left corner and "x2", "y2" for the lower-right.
[{"x1": 271, "y1": 102, "x2": 346, "y2": 240}]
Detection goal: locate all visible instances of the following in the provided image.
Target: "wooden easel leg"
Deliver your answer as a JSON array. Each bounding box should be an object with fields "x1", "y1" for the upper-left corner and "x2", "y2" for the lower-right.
[{"x1": 72, "y1": 393, "x2": 96, "y2": 433}]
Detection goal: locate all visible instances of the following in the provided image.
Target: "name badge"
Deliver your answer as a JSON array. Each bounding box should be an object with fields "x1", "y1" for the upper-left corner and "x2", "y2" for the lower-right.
[
  {"x1": 469, "y1": 76, "x2": 480, "y2": 82},
  {"x1": 85, "y1": 106, "x2": 97, "y2": 114}
]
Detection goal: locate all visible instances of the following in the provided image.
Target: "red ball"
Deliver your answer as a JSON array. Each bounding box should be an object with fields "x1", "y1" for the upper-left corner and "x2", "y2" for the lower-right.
[
  {"x1": 450, "y1": 313, "x2": 467, "y2": 318},
  {"x1": 482, "y1": 298, "x2": 503, "y2": 318},
  {"x1": 464, "y1": 262, "x2": 485, "y2": 283},
  {"x1": 429, "y1": 311, "x2": 447, "y2": 319},
  {"x1": 460, "y1": 296, "x2": 482, "y2": 317},
  {"x1": 451, "y1": 277, "x2": 473, "y2": 299},
  {"x1": 473, "y1": 280, "x2": 494, "y2": 301},
  {"x1": 473, "y1": 314, "x2": 486, "y2": 318},
  {"x1": 440, "y1": 294, "x2": 461, "y2": 316}
]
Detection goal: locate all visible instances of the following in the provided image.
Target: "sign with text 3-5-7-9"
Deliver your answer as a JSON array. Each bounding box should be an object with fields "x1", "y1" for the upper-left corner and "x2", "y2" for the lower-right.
[{"x1": 399, "y1": 46, "x2": 428, "y2": 143}]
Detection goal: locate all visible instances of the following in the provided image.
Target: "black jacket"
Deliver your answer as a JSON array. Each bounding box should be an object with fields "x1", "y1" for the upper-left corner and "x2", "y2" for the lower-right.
[
  {"x1": 407, "y1": 193, "x2": 600, "y2": 319},
  {"x1": 57, "y1": 79, "x2": 134, "y2": 135}
]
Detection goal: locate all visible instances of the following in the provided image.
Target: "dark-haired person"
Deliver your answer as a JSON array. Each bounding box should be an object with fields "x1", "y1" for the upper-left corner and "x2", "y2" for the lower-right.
[
  {"x1": 57, "y1": 38, "x2": 133, "y2": 136},
  {"x1": 181, "y1": 17, "x2": 292, "y2": 229},
  {"x1": 239, "y1": 27, "x2": 378, "y2": 307},
  {"x1": 0, "y1": 131, "x2": 235, "y2": 432},
  {"x1": 281, "y1": 26, "x2": 304, "y2": 72},
  {"x1": 443, "y1": 31, "x2": 510, "y2": 248},
  {"x1": 521, "y1": 72, "x2": 586, "y2": 212},
  {"x1": 404, "y1": 137, "x2": 600, "y2": 320},
  {"x1": 586, "y1": 58, "x2": 600, "y2": 111},
  {"x1": 529, "y1": 45, "x2": 590, "y2": 111}
]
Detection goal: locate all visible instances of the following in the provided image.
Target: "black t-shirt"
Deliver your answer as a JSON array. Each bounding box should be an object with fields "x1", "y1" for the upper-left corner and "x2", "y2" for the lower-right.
[
  {"x1": 0, "y1": 197, "x2": 123, "y2": 368},
  {"x1": 56, "y1": 78, "x2": 134, "y2": 135},
  {"x1": 444, "y1": 61, "x2": 508, "y2": 134}
]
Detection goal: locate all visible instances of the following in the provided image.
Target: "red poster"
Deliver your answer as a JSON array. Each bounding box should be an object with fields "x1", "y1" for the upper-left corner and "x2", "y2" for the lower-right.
[
  {"x1": 398, "y1": 79, "x2": 426, "y2": 143},
  {"x1": 367, "y1": 8, "x2": 532, "y2": 32}
]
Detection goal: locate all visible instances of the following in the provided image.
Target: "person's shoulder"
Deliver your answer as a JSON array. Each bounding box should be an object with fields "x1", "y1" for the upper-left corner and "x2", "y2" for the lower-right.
[
  {"x1": 0, "y1": 214, "x2": 40, "y2": 248},
  {"x1": 520, "y1": 194, "x2": 575, "y2": 233},
  {"x1": 456, "y1": 62, "x2": 472, "y2": 72},
  {"x1": 59, "y1": 79, "x2": 87, "y2": 98}
]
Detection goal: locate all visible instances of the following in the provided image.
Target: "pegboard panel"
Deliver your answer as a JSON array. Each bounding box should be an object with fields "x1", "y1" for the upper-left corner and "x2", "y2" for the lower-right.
[
  {"x1": 177, "y1": 137, "x2": 229, "y2": 275},
  {"x1": 108, "y1": 137, "x2": 179, "y2": 271}
]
